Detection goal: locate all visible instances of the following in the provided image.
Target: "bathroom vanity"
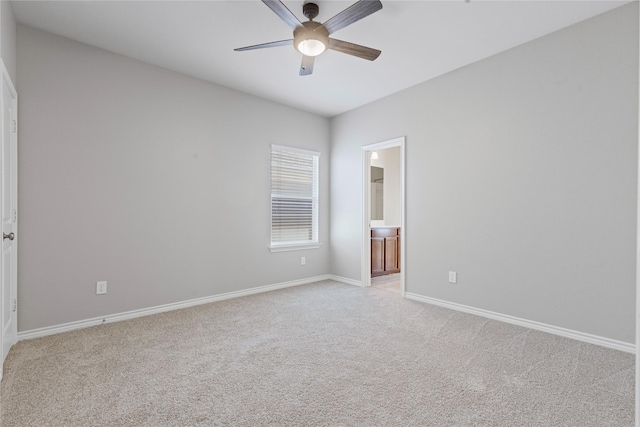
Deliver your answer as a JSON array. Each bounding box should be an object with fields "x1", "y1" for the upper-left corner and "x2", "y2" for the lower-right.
[{"x1": 371, "y1": 227, "x2": 401, "y2": 277}]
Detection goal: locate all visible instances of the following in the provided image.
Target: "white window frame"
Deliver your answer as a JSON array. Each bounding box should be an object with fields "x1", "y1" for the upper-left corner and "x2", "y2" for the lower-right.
[{"x1": 269, "y1": 144, "x2": 321, "y2": 252}]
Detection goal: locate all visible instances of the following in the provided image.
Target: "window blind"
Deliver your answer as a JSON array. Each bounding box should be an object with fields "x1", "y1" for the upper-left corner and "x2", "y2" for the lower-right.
[{"x1": 271, "y1": 145, "x2": 319, "y2": 246}]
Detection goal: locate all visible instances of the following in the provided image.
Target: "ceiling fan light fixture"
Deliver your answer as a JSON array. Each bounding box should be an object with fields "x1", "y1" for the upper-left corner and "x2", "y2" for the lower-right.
[
  {"x1": 297, "y1": 39, "x2": 326, "y2": 56},
  {"x1": 294, "y1": 22, "x2": 329, "y2": 57}
]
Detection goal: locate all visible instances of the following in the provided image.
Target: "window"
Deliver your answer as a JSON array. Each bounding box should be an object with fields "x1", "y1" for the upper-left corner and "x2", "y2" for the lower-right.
[{"x1": 270, "y1": 145, "x2": 320, "y2": 252}]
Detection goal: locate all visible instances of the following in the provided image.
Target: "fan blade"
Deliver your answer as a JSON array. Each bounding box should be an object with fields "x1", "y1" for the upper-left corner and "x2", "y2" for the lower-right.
[
  {"x1": 322, "y1": 0, "x2": 382, "y2": 35},
  {"x1": 300, "y1": 55, "x2": 315, "y2": 76},
  {"x1": 329, "y1": 39, "x2": 381, "y2": 61},
  {"x1": 234, "y1": 39, "x2": 293, "y2": 51},
  {"x1": 262, "y1": 0, "x2": 302, "y2": 30}
]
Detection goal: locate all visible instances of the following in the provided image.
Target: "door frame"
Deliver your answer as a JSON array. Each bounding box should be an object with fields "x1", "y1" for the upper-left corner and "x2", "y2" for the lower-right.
[
  {"x1": 361, "y1": 136, "x2": 406, "y2": 295},
  {"x1": 636, "y1": 3, "x2": 640, "y2": 421}
]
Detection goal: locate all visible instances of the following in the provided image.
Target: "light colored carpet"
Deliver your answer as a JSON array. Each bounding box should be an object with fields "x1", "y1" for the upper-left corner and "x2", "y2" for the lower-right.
[{"x1": 0, "y1": 280, "x2": 634, "y2": 426}]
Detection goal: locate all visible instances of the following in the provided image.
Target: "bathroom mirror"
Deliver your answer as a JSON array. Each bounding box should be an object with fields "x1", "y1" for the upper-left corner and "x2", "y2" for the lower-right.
[{"x1": 371, "y1": 166, "x2": 384, "y2": 220}]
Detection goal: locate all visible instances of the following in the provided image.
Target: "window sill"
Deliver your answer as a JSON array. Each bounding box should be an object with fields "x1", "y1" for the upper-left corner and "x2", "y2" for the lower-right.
[{"x1": 269, "y1": 243, "x2": 321, "y2": 253}]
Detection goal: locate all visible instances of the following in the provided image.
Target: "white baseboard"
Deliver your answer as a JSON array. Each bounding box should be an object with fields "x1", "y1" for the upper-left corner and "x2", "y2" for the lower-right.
[
  {"x1": 18, "y1": 275, "x2": 332, "y2": 342},
  {"x1": 328, "y1": 275, "x2": 363, "y2": 287},
  {"x1": 20, "y1": 278, "x2": 631, "y2": 355},
  {"x1": 404, "y1": 292, "x2": 635, "y2": 354}
]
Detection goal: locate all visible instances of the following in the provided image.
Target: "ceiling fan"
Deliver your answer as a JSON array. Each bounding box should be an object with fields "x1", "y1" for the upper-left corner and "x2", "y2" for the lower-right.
[{"x1": 235, "y1": 0, "x2": 383, "y2": 76}]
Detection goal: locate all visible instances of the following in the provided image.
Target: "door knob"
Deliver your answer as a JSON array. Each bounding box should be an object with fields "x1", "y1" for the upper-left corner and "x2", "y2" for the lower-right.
[{"x1": 3, "y1": 232, "x2": 14, "y2": 241}]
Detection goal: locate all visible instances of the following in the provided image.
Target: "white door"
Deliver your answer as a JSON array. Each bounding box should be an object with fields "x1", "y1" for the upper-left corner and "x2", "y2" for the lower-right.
[{"x1": 1, "y1": 61, "x2": 17, "y2": 379}]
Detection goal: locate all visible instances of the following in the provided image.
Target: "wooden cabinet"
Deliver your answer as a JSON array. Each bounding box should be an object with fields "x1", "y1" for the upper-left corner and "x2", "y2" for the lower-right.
[
  {"x1": 371, "y1": 236, "x2": 385, "y2": 276},
  {"x1": 371, "y1": 227, "x2": 400, "y2": 277}
]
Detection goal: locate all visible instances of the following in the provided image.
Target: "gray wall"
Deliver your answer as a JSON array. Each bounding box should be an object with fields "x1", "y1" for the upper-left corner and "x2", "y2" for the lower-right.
[
  {"x1": 1, "y1": 0, "x2": 16, "y2": 82},
  {"x1": 330, "y1": 3, "x2": 638, "y2": 343},
  {"x1": 17, "y1": 26, "x2": 330, "y2": 332}
]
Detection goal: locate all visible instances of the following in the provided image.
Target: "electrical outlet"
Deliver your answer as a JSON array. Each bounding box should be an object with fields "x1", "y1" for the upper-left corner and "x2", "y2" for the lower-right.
[
  {"x1": 96, "y1": 281, "x2": 107, "y2": 295},
  {"x1": 301, "y1": 256, "x2": 306, "y2": 266},
  {"x1": 448, "y1": 271, "x2": 457, "y2": 284}
]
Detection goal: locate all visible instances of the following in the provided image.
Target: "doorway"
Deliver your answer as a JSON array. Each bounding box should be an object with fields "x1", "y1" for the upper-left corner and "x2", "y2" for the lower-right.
[{"x1": 361, "y1": 137, "x2": 405, "y2": 295}]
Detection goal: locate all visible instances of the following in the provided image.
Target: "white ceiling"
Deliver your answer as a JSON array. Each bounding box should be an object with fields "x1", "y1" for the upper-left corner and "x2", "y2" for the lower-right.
[{"x1": 11, "y1": 0, "x2": 630, "y2": 117}]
